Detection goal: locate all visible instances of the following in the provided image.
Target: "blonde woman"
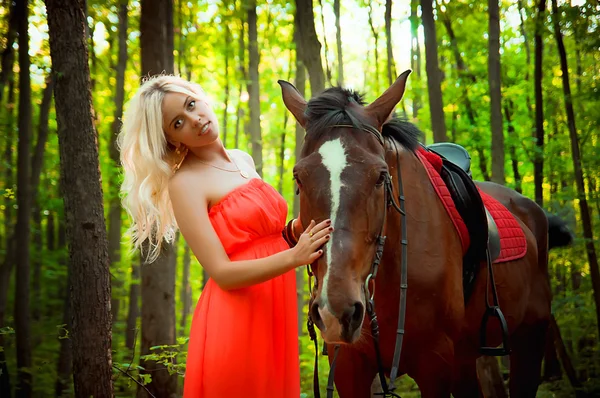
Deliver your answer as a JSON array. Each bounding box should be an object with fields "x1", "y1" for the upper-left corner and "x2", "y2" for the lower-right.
[{"x1": 118, "y1": 75, "x2": 331, "y2": 397}]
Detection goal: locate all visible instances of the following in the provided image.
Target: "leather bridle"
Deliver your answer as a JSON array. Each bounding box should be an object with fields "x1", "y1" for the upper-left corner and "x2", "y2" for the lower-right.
[{"x1": 305, "y1": 123, "x2": 409, "y2": 398}]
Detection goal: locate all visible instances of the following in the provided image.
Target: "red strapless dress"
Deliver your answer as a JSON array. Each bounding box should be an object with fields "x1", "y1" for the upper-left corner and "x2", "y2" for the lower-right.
[{"x1": 183, "y1": 178, "x2": 300, "y2": 397}]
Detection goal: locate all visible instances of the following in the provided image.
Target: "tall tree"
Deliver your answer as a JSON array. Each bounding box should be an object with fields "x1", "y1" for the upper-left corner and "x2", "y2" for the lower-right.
[
  {"x1": 14, "y1": 0, "x2": 33, "y2": 395},
  {"x1": 334, "y1": 0, "x2": 343, "y2": 86},
  {"x1": 247, "y1": 0, "x2": 263, "y2": 175},
  {"x1": 534, "y1": 0, "x2": 546, "y2": 206},
  {"x1": 317, "y1": 0, "x2": 332, "y2": 85},
  {"x1": 517, "y1": 0, "x2": 533, "y2": 118},
  {"x1": 139, "y1": 0, "x2": 178, "y2": 395},
  {"x1": 179, "y1": 245, "x2": 192, "y2": 332},
  {"x1": 125, "y1": 260, "x2": 140, "y2": 353},
  {"x1": 295, "y1": 0, "x2": 325, "y2": 95},
  {"x1": 367, "y1": 2, "x2": 380, "y2": 93},
  {"x1": 30, "y1": 74, "x2": 55, "y2": 326},
  {"x1": 222, "y1": 10, "x2": 231, "y2": 147},
  {"x1": 420, "y1": 0, "x2": 447, "y2": 142},
  {"x1": 0, "y1": 72, "x2": 16, "y2": 398},
  {"x1": 0, "y1": 0, "x2": 17, "y2": 106},
  {"x1": 108, "y1": 0, "x2": 129, "y2": 325},
  {"x1": 385, "y1": 0, "x2": 395, "y2": 86},
  {"x1": 45, "y1": 0, "x2": 113, "y2": 396},
  {"x1": 488, "y1": 0, "x2": 505, "y2": 184},
  {"x1": 54, "y1": 281, "x2": 72, "y2": 396},
  {"x1": 409, "y1": 0, "x2": 421, "y2": 119},
  {"x1": 551, "y1": 0, "x2": 600, "y2": 342}
]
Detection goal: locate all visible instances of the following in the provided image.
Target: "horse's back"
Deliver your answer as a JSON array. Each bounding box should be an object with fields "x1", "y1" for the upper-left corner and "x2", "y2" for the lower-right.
[{"x1": 475, "y1": 181, "x2": 549, "y2": 260}]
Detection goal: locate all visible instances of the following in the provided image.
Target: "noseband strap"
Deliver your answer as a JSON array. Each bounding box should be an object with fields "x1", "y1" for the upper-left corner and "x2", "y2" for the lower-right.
[{"x1": 307, "y1": 124, "x2": 409, "y2": 398}]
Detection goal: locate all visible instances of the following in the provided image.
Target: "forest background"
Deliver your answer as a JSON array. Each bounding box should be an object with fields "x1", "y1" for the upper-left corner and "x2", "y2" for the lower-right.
[{"x1": 0, "y1": 0, "x2": 599, "y2": 396}]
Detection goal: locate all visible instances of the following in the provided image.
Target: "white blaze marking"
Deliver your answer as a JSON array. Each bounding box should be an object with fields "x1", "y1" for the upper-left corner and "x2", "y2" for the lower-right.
[{"x1": 318, "y1": 138, "x2": 348, "y2": 311}]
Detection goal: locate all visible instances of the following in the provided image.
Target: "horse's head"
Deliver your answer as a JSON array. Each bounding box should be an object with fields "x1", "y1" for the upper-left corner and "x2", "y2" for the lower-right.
[{"x1": 279, "y1": 70, "x2": 412, "y2": 344}]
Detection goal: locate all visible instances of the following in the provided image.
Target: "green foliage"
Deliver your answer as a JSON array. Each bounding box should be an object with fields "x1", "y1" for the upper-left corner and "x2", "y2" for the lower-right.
[{"x1": 0, "y1": 0, "x2": 599, "y2": 396}]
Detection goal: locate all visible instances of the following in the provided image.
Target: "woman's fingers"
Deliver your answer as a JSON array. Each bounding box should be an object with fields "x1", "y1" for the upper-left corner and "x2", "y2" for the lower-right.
[
  {"x1": 303, "y1": 219, "x2": 317, "y2": 236},
  {"x1": 310, "y1": 225, "x2": 332, "y2": 242}
]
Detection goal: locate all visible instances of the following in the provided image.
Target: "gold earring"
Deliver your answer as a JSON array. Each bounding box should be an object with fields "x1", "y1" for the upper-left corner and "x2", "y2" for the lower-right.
[{"x1": 176, "y1": 146, "x2": 181, "y2": 155}]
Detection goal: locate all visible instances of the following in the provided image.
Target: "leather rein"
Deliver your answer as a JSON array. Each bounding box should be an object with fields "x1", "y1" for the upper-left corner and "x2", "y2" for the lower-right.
[{"x1": 305, "y1": 123, "x2": 409, "y2": 398}]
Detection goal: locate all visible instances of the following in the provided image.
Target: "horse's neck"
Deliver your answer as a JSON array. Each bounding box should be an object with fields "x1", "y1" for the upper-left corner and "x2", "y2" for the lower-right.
[{"x1": 383, "y1": 144, "x2": 452, "y2": 261}]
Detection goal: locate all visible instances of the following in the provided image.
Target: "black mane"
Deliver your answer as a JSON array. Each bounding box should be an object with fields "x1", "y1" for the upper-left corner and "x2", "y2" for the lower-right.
[{"x1": 304, "y1": 86, "x2": 423, "y2": 152}]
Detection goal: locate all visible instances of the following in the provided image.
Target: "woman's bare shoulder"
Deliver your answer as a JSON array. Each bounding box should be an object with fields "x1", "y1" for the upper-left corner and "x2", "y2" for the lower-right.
[
  {"x1": 229, "y1": 149, "x2": 255, "y2": 168},
  {"x1": 169, "y1": 167, "x2": 206, "y2": 201}
]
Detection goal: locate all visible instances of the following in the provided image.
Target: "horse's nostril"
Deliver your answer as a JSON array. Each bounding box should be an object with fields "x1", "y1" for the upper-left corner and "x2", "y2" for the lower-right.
[
  {"x1": 341, "y1": 301, "x2": 364, "y2": 332},
  {"x1": 310, "y1": 301, "x2": 323, "y2": 327}
]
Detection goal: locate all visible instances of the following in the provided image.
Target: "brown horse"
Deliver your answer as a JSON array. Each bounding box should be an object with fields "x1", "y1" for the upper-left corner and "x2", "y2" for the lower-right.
[{"x1": 279, "y1": 71, "x2": 570, "y2": 397}]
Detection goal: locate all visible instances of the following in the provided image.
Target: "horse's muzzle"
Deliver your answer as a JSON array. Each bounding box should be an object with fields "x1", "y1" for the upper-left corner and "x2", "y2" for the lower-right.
[{"x1": 310, "y1": 299, "x2": 365, "y2": 344}]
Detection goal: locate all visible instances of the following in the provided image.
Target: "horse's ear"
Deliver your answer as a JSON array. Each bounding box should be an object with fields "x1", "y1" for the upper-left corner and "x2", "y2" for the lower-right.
[
  {"x1": 365, "y1": 69, "x2": 412, "y2": 127},
  {"x1": 278, "y1": 80, "x2": 307, "y2": 127}
]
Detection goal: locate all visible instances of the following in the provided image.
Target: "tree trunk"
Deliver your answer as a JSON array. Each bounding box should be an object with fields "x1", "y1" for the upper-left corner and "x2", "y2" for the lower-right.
[
  {"x1": 476, "y1": 356, "x2": 508, "y2": 398},
  {"x1": 0, "y1": 0, "x2": 17, "y2": 106},
  {"x1": 125, "y1": 260, "x2": 141, "y2": 353},
  {"x1": 410, "y1": 0, "x2": 421, "y2": 119},
  {"x1": 277, "y1": 51, "x2": 293, "y2": 194},
  {"x1": 0, "y1": 74, "x2": 16, "y2": 396},
  {"x1": 334, "y1": 0, "x2": 343, "y2": 86},
  {"x1": 247, "y1": 0, "x2": 262, "y2": 176},
  {"x1": 55, "y1": 280, "x2": 73, "y2": 397},
  {"x1": 439, "y1": 10, "x2": 491, "y2": 180},
  {"x1": 517, "y1": 0, "x2": 533, "y2": 119},
  {"x1": 89, "y1": 15, "x2": 97, "y2": 92},
  {"x1": 503, "y1": 102, "x2": 522, "y2": 193},
  {"x1": 141, "y1": 0, "x2": 174, "y2": 76},
  {"x1": 235, "y1": 11, "x2": 246, "y2": 150},
  {"x1": 488, "y1": 0, "x2": 505, "y2": 185},
  {"x1": 367, "y1": 3, "x2": 379, "y2": 93},
  {"x1": 293, "y1": 19, "x2": 306, "y2": 336},
  {"x1": 14, "y1": 0, "x2": 33, "y2": 395},
  {"x1": 30, "y1": 74, "x2": 54, "y2": 329},
  {"x1": 550, "y1": 315, "x2": 585, "y2": 396},
  {"x1": 138, "y1": 245, "x2": 177, "y2": 398},
  {"x1": 179, "y1": 244, "x2": 191, "y2": 333},
  {"x1": 316, "y1": 0, "x2": 332, "y2": 85},
  {"x1": 47, "y1": 212, "x2": 55, "y2": 251},
  {"x1": 384, "y1": 0, "x2": 395, "y2": 86},
  {"x1": 139, "y1": 0, "x2": 177, "y2": 395},
  {"x1": 295, "y1": 0, "x2": 325, "y2": 95},
  {"x1": 108, "y1": 0, "x2": 128, "y2": 327},
  {"x1": 420, "y1": 0, "x2": 447, "y2": 142},
  {"x1": 552, "y1": 0, "x2": 600, "y2": 343},
  {"x1": 45, "y1": 0, "x2": 113, "y2": 395},
  {"x1": 534, "y1": 0, "x2": 546, "y2": 206},
  {"x1": 222, "y1": 19, "x2": 231, "y2": 147},
  {"x1": 543, "y1": 325, "x2": 562, "y2": 381}
]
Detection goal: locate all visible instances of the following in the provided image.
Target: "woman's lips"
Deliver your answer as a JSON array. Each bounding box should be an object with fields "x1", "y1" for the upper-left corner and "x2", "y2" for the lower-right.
[{"x1": 199, "y1": 121, "x2": 211, "y2": 135}]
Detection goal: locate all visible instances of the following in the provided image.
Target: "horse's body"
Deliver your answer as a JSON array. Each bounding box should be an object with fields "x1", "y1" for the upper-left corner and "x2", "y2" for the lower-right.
[{"x1": 278, "y1": 71, "x2": 567, "y2": 397}]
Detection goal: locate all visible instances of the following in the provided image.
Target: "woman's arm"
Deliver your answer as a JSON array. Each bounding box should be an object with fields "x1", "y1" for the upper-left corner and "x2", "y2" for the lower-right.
[{"x1": 169, "y1": 174, "x2": 331, "y2": 291}]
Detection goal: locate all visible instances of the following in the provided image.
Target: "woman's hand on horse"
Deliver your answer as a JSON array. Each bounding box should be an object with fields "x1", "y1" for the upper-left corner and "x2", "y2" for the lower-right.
[{"x1": 291, "y1": 219, "x2": 332, "y2": 266}]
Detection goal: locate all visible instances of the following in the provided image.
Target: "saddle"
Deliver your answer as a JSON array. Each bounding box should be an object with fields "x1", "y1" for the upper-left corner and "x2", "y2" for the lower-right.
[
  {"x1": 426, "y1": 143, "x2": 500, "y2": 301},
  {"x1": 425, "y1": 142, "x2": 509, "y2": 356}
]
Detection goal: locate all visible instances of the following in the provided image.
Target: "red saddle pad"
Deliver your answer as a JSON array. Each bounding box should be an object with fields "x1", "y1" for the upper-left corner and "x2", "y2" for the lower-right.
[{"x1": 416, "y1": 148, "x2": 527, "y2": 263}]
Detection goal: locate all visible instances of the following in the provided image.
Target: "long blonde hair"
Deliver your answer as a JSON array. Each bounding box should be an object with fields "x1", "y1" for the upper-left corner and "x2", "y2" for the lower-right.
[{"x1": 118, "y1": 75, "x2": 206, "y2": 262}]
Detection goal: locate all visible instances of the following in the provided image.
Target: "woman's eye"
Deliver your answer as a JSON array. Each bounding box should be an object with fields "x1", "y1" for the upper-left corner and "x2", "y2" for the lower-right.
[
  {"x1": 187, "y1": 100, "x2": 195, "y2": 110},
  {"x1": 174, "y1": 119, "x2": 183, "y2": 129}
]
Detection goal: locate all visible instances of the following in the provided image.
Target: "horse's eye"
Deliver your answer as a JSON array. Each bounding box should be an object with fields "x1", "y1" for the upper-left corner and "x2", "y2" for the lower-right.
[
  {"x1": 376, "y1": 172, "x2": 386, "y2": 187},
  {"x1": 294, "y1": 176, "x2": 302, "y2": 195}
]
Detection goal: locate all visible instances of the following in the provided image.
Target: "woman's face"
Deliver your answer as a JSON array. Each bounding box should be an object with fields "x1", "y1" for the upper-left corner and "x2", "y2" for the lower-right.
[{"x1": 161, "y1": 90, "x2": 219, "y2": 149}]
